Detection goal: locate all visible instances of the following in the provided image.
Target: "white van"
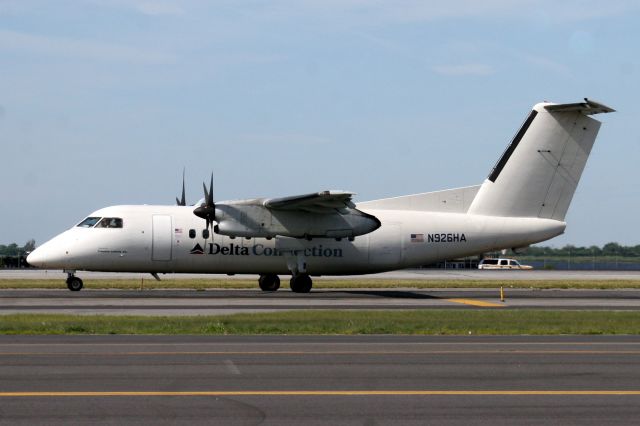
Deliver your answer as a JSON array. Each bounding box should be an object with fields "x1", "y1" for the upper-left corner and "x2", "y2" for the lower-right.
[{"x1": 478, "y1": 258, "x2": 533, "y2": 270}]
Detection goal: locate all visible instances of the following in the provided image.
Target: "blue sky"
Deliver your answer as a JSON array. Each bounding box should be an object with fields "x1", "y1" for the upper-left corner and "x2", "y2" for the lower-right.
[{"x1": 1, "y1": 0, "x2": 638, "y2": 247}]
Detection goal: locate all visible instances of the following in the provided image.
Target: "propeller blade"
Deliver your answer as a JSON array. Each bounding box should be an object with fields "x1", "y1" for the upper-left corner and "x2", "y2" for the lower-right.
[
  {"x1": 202, "y1": 182, "x2": 209, "y2": 204},
  {"x1": 193, "y1": 172, "x2": 217, "y2": 229},
  {"x1": 176, "y1": 168, "x2": 187, "y2": 206},
  {"x1": 207, "y1": 173, "x2": 214, "y2": 206}
]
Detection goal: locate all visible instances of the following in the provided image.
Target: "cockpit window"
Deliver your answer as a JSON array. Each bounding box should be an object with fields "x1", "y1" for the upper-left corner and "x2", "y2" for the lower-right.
[
  {"x1": 96, "y1": 217, "x2": 123, "y2": 228},
  {"x1": 77, "y1": 217, "x2": 102, "y2": 228}
]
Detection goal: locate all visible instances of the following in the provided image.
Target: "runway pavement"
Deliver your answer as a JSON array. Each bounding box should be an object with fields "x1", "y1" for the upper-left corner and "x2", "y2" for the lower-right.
[
  {"x1": 1, "y1": 335, "x2": 639, "y2": 425},
  {"x1": 3, "y1": 268, "x2": 640, "y2": 280},
  {"x1": 3, "y1": 288, "x2": 640, "y2": 315}
]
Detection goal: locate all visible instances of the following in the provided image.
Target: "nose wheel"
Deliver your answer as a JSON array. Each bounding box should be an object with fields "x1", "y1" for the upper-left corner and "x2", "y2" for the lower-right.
[{"x1": 66, "y1": 275, "x2": 84, "y2": 291}]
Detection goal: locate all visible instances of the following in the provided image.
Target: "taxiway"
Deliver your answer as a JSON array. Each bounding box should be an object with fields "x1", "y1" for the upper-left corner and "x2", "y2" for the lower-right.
[
  {"x1": 3, "y1": 288, "x2": 640, "y2": 315},
  {"x1": 1, "y1": 335, "x2": 639, "y2": 425}
]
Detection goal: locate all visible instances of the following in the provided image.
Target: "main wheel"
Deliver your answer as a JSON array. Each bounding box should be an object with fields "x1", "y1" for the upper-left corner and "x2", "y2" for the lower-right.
[
  {"x1": 289, "y1": 274, "x2": 312, "y2": 293},
  {"x1": 66, "y1": 276, "x2": 84, "y2": 292},
  {"x1": 258, "y1": 274, "x2": 280, "y2": 292}
]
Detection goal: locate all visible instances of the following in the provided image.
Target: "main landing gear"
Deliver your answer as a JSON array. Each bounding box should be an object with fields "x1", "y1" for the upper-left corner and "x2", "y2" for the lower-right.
[
  {"x1": 289, "y1": 274, "x2": 312, "y2": 293},
  {"x1": 257, "y1": 273, "x2": 313, "y2": 293},
  {"x1": 65, "y1": 272, "x2": 84, "y2": 291},
  {"x1": 258, "y1": 274, "x2": 280, "y2": 291}
]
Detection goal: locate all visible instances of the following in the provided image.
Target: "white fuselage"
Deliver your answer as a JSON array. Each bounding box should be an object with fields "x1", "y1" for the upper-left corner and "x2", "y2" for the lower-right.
[
  {"x1": 28, "y1": 204, "x2": 565, "y2": 275},
  {"x1": 27, "y1": 99, "x2": 614, "y2": 280}
]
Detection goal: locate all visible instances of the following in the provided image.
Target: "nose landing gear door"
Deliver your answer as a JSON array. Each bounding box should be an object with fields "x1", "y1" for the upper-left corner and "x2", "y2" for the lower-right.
[{"x1": 152, "y1": 215, "x2": 172, "y2": 261}]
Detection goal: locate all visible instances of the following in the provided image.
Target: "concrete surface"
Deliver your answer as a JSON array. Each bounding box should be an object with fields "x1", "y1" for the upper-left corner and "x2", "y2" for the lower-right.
[{"x1": 1, "y1": 335, "x2": 639, "y2": 425}]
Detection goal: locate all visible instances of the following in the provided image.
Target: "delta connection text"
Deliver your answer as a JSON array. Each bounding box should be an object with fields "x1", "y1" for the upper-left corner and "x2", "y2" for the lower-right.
[{"x1": 204, "y1": 243, "x2": 344, "y2": 258}]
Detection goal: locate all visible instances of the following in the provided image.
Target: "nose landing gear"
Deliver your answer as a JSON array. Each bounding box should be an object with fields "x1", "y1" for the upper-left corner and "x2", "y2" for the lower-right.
[{"x1": 65, "y1": 272, "x2": 84, "y2": 291}]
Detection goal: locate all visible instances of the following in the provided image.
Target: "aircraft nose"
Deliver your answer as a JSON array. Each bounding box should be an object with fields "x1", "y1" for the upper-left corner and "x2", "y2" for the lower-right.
[
  {"x1": 26, "y1": 236, "x2": 73, "y2": 269},
  {"x1": 26, "y1": 246, "x2": 50, "y2": 268}
]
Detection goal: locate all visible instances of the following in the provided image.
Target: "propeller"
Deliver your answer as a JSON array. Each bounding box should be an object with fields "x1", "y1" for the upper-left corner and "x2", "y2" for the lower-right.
[
  {"x1": 194, "y1": 173, "x2": 216, "y2": 231},
  {"x1": 176, "y1": 168, "x2": 186, "y2": 206}
]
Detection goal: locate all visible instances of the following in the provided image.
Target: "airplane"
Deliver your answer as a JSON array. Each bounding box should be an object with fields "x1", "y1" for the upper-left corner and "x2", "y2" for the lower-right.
[{"x1": 27, "y1": 98, "x2": 614, "y2": 293}]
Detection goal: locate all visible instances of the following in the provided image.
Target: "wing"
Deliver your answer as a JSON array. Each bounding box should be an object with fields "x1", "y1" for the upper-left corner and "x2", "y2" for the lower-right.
[{"x1": 263, "y1": 190, "x2": 356, "y2": 213}]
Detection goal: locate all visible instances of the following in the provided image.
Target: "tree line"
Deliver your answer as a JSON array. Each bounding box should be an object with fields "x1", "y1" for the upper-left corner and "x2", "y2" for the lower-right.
[
  {"x1": 525, "y1": 242, "x2": 640, "y2": 257},
  {"x1": 0, "y1": 240, "x2": 36, "y2": 256},
  {"x1": 0, "y1": 240, "x2": 35, "y2": 268}
]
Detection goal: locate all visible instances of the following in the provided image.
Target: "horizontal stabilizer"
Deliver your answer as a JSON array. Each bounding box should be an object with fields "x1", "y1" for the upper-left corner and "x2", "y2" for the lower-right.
[{"x1": 545, "y1": 98, "x2": 615, "y2": 115}]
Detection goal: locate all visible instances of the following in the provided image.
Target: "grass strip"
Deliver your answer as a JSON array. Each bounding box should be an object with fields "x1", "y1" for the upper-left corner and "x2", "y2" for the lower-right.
[
  {"x1": 2, "y1": 279, "x2": 640, "y2": 290},
  {"x1": 2, "y1": 310, "x2": 640, "y2": 335}
]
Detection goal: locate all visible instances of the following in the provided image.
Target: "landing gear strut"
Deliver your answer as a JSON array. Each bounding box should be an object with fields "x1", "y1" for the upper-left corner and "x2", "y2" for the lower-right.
[
  {"x1": 290, "y1": 274, "x2": 312, "y2": 293},
  {"x1": 66, "y1": 273, "x2": 83, "y2": 292},
  {"x1": 258, "y1": 274, "x2": 280, "y2": 292}
]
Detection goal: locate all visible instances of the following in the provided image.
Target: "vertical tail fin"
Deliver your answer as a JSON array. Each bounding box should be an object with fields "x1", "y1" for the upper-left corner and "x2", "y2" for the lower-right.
[{"x1": 468, "y1": 99, "x2": 614, "y2": 220}]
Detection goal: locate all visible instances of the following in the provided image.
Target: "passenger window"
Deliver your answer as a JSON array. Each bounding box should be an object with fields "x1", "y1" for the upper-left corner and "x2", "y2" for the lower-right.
[
  {"x1": 202, "y1": 229, "x2": 210, "y2": 239},
  {"x1": 96, "y1": 218, "x2": 123, "y2": 228},
  {"x1": 189, "y1": 229, "x2": 196, "y2": 239},
  {"x1": 77, "y1": 217, "x2": 101, "y2": 228},
  {"x1": 500, "y1": 260, "x2": 508, "y2": 266}
]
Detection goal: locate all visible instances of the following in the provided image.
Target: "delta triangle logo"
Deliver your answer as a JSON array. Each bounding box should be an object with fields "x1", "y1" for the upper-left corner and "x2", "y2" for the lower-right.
[{"x1": 190, "y1": 243, "x2": 204, "y2": 255}]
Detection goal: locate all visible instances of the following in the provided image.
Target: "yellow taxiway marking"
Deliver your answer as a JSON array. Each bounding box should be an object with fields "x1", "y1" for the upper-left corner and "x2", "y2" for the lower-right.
[
  {"x1": 1, "y1": 391, "x2": 640, "y2": 397},
  {"x1": 445, "y1": 298, "x2": 505, "y2": 308}
]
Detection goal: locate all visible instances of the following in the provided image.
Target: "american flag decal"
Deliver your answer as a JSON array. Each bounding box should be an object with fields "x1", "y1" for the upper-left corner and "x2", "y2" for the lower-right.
[
  {"x1": 410, "y1": 233, "x2": 424, "y2": 243},
  {"x1": 174, "y1": 228, "x2": 183, "y2": 234}
]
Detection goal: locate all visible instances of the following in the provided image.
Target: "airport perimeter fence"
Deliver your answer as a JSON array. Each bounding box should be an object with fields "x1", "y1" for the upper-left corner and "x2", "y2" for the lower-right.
[
  {"x1": 425, "y1": 258, "x2": 640, "y2": 270},
  {"x1": 525, "y1": 259, "x2": 640, "y2": 271}
]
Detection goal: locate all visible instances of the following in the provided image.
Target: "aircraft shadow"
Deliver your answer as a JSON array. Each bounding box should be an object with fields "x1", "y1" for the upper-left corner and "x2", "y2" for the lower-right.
[{"x1": 335, "y1": 290, "x2": 439, "y2": 299}]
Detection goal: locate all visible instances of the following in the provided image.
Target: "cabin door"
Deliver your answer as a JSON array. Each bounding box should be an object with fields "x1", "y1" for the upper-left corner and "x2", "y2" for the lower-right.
[{"x1": 152, "y1": 215, "x2": 173, "y2": 261}]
